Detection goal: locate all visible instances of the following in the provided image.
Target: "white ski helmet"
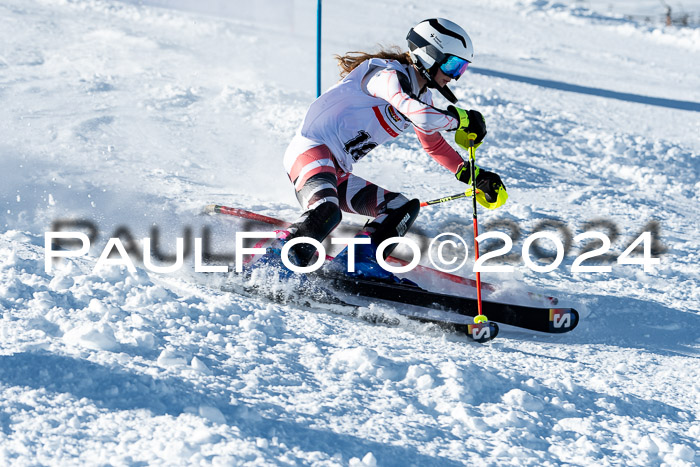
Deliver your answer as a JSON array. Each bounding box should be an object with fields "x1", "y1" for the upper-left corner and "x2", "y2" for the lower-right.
[{"x1": 406, "y1": 18, "x2": 474, "y2": 102}]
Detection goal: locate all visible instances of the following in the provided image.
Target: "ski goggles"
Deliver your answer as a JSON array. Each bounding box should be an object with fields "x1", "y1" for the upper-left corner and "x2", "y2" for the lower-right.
[{"x1": 439, "y1": 55, "x2": 470, "y2": 80}]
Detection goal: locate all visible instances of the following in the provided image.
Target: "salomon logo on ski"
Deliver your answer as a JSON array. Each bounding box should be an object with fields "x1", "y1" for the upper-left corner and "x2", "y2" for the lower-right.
[
  {"x1": 549, "y1": 308, "x2": 577, "y2": 332},
  {"x1": 467, "y1": 322, "x2": 499, "y2": 343}
]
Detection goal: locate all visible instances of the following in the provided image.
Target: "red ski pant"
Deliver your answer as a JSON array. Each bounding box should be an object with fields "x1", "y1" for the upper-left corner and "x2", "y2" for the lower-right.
[{"x1": 286, "y1": 144, "x2": 408, "y2": 222}]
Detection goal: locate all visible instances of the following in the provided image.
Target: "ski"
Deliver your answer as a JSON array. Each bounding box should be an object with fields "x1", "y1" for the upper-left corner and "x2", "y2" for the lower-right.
[
  {"x1": 317, "y1": 273, "x2": 579, "y2": 334},
  {"x1": 222, "y1": 274, "x2": 499, "y2": 343},
  {"x1": 203, "y1": 203, "x2": 560, "y2": 305},
  {"x1": 204, "y1": 203, "x2": 578, "y2": 335}
]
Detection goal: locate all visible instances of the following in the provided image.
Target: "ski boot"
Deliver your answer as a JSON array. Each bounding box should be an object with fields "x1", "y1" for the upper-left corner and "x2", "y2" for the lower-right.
[
  {"x1": 248, "y1": 230, "x2": 301, "y2": 280},
  {"x1": 242, "y1": 230, "x2": 317, "y2": 301},
  {"x1": 250, "y1": 230, "x2": 329, "y2": 280},
  {"x1": 247, "y1": 230, "x2": 347, "y2": 305},
  {"x1": 328, "y1": 232, "x2": 416, "y2": 285}
]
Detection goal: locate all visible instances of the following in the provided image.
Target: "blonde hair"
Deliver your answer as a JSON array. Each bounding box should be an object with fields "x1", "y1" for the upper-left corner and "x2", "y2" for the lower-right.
[{"x1": 334, "y1": 46, "x2": 413, "y2": 78}]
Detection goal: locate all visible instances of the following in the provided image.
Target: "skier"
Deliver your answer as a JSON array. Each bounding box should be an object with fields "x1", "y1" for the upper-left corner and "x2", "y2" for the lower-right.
[{"x1": 266, "y1": 18, "x2": 507, "y2": 281}]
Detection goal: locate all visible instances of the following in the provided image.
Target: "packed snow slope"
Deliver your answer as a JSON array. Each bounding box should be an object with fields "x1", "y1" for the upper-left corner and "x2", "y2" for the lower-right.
[{"x1": 1, "y1": 0, "x2": 699, "y2": 465}]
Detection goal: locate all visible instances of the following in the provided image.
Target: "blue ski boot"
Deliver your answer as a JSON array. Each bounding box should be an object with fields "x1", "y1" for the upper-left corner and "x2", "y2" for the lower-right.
[
  {"x1": 248, "y1": 230, "x2": 301, "y2": 281},
  {"x1": 245, "y1": 230, "x2": 342, "y2": 304},
  {"x1": 329, "y1": 232, "x2": 416, "y2": 285}
]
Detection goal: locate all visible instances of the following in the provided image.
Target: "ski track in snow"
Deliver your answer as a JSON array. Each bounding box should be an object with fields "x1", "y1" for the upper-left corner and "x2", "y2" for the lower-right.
[{"x1": 1, "y1": 0, "x2": 699, "y2": 465}]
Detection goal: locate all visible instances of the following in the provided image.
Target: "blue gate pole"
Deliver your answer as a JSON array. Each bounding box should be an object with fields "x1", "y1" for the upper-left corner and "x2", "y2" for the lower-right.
[{"x1": 316, "y1": 0, "x2": 322, "y2": 97}]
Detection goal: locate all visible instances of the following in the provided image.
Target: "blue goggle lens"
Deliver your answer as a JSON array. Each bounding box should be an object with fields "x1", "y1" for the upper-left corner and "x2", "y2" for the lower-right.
[{"x1": 440, "y1": 55, "x2": 469, "y2": 79}]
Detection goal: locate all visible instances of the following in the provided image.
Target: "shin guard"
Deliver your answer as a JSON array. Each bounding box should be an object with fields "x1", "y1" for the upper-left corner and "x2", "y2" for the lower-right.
[
  {"x1": 365, "y1": 198, "x2": 420, "y2": 259},
  {"x1": 287, "y1": 201, "x2": 342, "y2": 266}
]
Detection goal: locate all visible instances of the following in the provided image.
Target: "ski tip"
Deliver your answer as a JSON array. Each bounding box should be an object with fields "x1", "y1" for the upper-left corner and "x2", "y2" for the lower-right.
[
  {"x1": 467, "y1": 321, "x2": 499, "y2": 343},
  {"x1": 569, "y1": 308, "x2": 580, "y2": 331},
  {"x1": 548, "y1": 308, "x2": 579, "y2": 333}
]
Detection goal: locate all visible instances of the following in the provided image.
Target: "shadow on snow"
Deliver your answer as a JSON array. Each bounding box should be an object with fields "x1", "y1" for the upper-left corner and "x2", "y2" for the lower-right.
[{"x1": 471, "y1": 68, "x2": 700, "y2": 112}]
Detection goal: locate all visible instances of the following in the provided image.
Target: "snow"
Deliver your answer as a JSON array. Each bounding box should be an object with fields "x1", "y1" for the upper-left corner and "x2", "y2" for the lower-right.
[{"x1": 1, "y1": 0, "x2": 699, "y2": 465}]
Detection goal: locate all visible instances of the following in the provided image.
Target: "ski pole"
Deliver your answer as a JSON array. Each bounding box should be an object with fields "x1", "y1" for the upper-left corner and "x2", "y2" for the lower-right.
[
  {"x1": 420, "y1": 189, "x2": 481, "y2": 207},
  {"x1": 467, "y1": 133, "x2": 487, "y2": 323}
]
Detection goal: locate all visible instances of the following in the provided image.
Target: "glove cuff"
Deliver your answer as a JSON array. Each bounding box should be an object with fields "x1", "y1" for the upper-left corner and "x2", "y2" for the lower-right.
[
  {"x1": 447, "y1": 105, "x2": 469, "y2": 130},
  {"x1": 455, "y1": 162, "x2": 480, "y2": 184}
]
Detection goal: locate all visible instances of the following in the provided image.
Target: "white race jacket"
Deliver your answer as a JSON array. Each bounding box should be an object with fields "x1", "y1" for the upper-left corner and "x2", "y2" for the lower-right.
[{"x1": 284, "y1": 58, "x2": 463, "y2": 174}]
